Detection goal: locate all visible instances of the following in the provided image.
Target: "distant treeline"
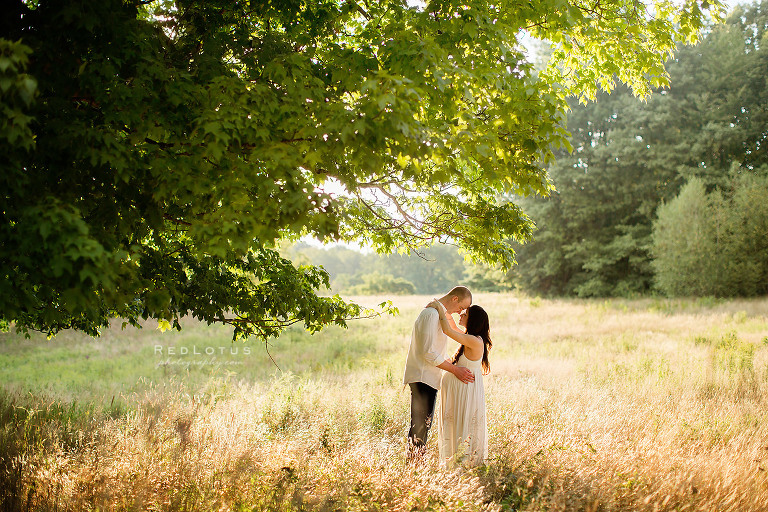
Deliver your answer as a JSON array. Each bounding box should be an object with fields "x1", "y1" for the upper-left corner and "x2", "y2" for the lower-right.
[
  {"x1": 290, "y1": 2, "x2": 768, "y2": 298},
  {"x1": 283, "y1": 243, "x2": 504, "y2": 295}
]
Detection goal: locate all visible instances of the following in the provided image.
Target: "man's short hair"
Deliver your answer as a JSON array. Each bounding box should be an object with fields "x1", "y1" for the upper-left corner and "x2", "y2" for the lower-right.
[{"x1": 447, "y1": 286, "x2": 472, "y2": 303}]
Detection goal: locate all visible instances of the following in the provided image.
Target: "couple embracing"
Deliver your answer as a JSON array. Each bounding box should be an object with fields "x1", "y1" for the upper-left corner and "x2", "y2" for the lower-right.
[{"x1": 403, "y1": 286, "x2": 492, "y2": 466}]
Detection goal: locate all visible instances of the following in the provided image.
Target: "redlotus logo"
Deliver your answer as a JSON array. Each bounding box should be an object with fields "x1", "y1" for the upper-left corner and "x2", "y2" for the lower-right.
[{"x1": 154, "y1": 345, "x2": 252, "y2": 356}]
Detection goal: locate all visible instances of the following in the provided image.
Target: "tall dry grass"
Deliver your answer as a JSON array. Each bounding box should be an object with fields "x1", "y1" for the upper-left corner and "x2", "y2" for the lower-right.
[{"x1": 2, "y1": 294, "x2": 768, "y2": 511}]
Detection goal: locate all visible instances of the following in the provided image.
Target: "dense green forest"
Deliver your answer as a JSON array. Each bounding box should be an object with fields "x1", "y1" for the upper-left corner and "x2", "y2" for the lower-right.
[{"x1": 291, "y1": 1, "x2": 768, "y2": 298}]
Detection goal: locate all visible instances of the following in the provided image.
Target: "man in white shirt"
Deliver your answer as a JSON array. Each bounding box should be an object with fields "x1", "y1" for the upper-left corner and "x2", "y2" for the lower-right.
[{"x1": 403, "y1": 286, "x2": 474, "y2": 459}]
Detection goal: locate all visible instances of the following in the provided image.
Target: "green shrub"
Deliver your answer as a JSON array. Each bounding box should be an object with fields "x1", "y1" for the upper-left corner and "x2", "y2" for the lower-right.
[{"x1": 651, "y1": 170, "x2": 768, "y2": 297}]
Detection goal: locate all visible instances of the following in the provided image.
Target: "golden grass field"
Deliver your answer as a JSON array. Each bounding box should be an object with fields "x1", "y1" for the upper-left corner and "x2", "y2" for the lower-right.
[{"x1": 1, "y1": 293, "x2": 768, "y2": 511}]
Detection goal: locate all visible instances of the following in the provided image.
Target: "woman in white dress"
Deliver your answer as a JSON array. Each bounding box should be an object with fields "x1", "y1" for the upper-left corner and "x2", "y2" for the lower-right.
[{"x1": 427, "y1": 301, "x2": 492, "y2": 466}]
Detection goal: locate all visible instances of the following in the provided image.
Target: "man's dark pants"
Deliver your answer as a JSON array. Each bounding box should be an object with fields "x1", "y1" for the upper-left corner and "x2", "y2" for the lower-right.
[{"x1": 407, "y1": 382, "x2": 438, "y2": 456}]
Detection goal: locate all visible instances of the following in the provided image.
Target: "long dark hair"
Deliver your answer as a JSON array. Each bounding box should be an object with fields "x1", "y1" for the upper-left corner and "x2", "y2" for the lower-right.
[{"x1": 451, "y1": 305, "x2": 492, "y2": 375}]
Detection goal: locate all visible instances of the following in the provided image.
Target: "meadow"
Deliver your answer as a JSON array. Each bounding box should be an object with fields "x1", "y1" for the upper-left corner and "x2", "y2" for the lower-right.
[{"x1": 1, "y1": 293, "x2": 768, "y2": 511}]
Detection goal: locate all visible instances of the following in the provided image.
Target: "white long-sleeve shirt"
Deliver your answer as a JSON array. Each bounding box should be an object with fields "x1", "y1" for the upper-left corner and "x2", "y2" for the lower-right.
[{"x1": 403, "y1": 302, "x2": 448, "y2": 390}]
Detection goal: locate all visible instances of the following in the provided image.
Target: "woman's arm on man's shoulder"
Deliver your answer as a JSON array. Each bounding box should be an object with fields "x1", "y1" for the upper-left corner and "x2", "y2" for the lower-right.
[{"x1": 426, "y1": 300, "x2": 482, "y2": 352}]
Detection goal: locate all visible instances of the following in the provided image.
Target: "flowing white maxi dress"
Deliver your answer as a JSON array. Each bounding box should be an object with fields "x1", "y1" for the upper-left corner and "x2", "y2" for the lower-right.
[{"x1": 438, "y1": 352, "x2": 487, "y2": 466}]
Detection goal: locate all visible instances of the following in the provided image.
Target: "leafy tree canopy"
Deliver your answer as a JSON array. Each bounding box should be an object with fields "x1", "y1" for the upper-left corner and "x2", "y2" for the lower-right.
[
  {"x1": 513, "y1": 1, "x2": 767, "y2": 297},
  {"x1": 0, "y1": 0, "x2": 721, "y2": 339},
  {"x1": 652, "y1": 168, "x2": 768, "y2": 297}
]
